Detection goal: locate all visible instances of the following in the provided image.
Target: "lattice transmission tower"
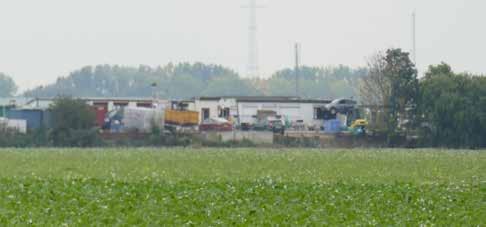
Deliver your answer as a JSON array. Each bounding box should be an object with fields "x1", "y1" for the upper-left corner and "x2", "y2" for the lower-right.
[{"x1": 242, "y1": 0, "x2": 264, "y2": 79}]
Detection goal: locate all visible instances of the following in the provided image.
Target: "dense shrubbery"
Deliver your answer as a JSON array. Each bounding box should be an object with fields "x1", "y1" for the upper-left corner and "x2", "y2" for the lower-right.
[
  {"x1": 418, "y1": 63, "x2": 486, "y2": 148},
  {"x1": 274, "y1": 135, "x2": 322, "y2": 148},
  {"x1": 48, "y1": 97, "x2": 101, "y2": 147},
  {"x1": 0, "y1": 128, "x2": 48, "y2": 148},
  {"x1": 0, "y1": 130, "x2": 260, "y2": 148},
  {"x1": 359, "y1": 49, "x2": 486, "y2": 149}
]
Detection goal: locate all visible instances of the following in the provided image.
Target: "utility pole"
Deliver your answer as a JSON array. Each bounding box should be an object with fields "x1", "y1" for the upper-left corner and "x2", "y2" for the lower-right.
[
  {"x1": 151, "y1": 82, "x2": 158, "y2": 108},
  {"x1": 242, "y1": 0, "x2": 264, "y2": 79},
  {"x1": 295, "y1": 43, "x2": 301, "y2": 98}
]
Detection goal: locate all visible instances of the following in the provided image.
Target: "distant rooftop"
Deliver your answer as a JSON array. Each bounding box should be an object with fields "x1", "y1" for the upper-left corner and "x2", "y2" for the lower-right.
[
  {"x1": 33, "y1": 97, "x2": 159, "y2": 102},
  {"x1": 0, "y1": 97, "x2": 32, "y2": 106},
  {"x1": 195, "y1": 96, "x2": 332, "y2": 104}
]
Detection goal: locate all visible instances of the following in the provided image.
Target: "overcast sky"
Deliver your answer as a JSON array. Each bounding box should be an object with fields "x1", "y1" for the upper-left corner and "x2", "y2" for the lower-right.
[{"x1": 0, "y1": 0, "x2": 485, "y2": 90}]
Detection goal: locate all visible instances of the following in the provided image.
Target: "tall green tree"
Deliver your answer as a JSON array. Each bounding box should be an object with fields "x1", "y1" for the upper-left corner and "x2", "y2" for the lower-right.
[
  {"x1": 359, "y1": 52, "x2": 389, "y2": 107},
  {"x1": 359, "y1": 50, "x2": 418, "y2": 136},
  {"x1": 419, "y1": 63, "x2": 486, "y2": 148},
  {"x1": 0, "y1": 73, "x2": 18, "y2": 97},
  {"x1": 383, "y1": 49, "x2": 419, "y2": 139}
]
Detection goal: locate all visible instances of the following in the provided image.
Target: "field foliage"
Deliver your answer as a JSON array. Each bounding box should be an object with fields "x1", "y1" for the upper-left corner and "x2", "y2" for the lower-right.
[{"x1": 0, "y1": 148, "x2": 484, "y2": 225}]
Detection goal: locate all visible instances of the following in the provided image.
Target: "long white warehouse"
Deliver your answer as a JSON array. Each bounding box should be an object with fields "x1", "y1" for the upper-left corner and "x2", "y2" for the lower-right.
[{"x1": 183, "y1": 96, "x2": 333, "y2": 128}]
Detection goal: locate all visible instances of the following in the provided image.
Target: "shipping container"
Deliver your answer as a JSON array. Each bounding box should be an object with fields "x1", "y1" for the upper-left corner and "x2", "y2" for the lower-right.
[
  {"x1": 6, "y1": 109, "x2": 51, "y2": 130},
  {"x1": 122, "y1": 107, "x2": 165, "y2": 133},
  {"x1": 91, "y1": 105, "x2": 108, "y2": 127},
  {"x1": 165, "y1": 110, "x2": 199, "y2": 126},
  {"x1": 0, "y1": 118, "x2": 27, "y2": 133},
  {"x1": 324, "y1": 119, "x2": 342, "y2": 134}
]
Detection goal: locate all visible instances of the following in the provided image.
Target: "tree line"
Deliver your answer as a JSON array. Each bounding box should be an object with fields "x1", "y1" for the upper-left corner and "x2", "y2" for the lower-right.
[
  {"x1": 2, "y1": 53, "x2": 486, "y2": 148},
  {"x1": 360, "y1": 49, "x2": 486, "y2": 148},
  {"x1": 1, "y1": 63, "x2": 365, "y2": 99}
]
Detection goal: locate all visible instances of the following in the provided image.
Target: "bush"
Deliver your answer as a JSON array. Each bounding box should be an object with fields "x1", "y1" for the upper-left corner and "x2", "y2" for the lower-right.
[
  {"x1": 61, "y1": 129, "x2": 102, "y2": 147},
  {"x1": 49, "y1": 97, "x2": 99, "y2": 147},
  {"x1": 0, "y1": 128, "x2": 50, "y2": 148}
]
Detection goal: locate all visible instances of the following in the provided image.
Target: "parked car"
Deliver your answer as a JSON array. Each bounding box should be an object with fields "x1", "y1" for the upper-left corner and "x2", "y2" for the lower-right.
[
  {"x1": 252, "y1": 119, "x2": 268, "y2": 131},
  {"x1": 199, "y1": 117, "x2": 233, "y2": 132},
  {"x1": 290, "y1": 120, "x2": 306, "y2": 131},
  {"x1": 240, "y1": 122, "x2": 252, "y2": 131},
  {"x1": 268, "y1": 118, "x2": 285, "y2": 134},
  {"x1": 325, "y1": 99, "x2": 357, "y2": 114}
]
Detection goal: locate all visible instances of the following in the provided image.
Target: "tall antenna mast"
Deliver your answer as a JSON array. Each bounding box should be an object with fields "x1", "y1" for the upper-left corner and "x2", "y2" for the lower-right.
[
  {"x1": 295, "y1": 43, "x2": 301, "y2": 98},
  {"x1": 243, "y1": 0, "x2": 264, "y2": 79},
  {"x1": 412, "y1": 11, "x2": 417, "y2": 65}
]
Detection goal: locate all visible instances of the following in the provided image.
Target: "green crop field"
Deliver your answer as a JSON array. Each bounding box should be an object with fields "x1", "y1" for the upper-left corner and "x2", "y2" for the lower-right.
[{"x1": 0, "y1": 148, "x2": 485, "y2": 225}]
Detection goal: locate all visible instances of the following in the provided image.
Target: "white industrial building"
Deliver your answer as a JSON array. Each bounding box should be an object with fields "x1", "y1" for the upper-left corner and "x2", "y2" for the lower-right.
[{"x1": 184, "y1": 96, "x2": 333, "y2": 128}]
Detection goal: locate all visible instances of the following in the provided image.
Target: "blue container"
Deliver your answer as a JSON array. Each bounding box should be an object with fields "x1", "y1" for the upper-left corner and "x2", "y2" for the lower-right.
[
  {"x1": 7, "y1": 109, "x2": 51, "y2": 130},
  {"x1": 324, "y1": 119, "x2": 342, "y2": 133}
]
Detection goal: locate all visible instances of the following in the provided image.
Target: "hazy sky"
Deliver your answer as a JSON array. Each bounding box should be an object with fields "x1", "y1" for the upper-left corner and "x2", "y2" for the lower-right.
[{"x1": 0, "y1": 0, "x2": 485, "y2": 90}]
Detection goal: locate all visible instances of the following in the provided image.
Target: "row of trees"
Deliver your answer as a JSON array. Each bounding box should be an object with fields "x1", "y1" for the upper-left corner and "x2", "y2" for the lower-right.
[
  {"x1": 24, "y1": 63, "x2": 255, "y2": 99},
  {"x1": 4, "y1": 52, "x2": 486, "y2": 148},
  {"x1": 267, "y1": 65, "x2": 366, "y2": 98},
  {"x1": 0, "y1": 73, "x2": 17, "y2": 97},
  {"x1": 17, "y1": 63, "x2": 364, "y2": 99},
  {"x1": 360, "y1": 49, "x2": 486, "y2": 148}
]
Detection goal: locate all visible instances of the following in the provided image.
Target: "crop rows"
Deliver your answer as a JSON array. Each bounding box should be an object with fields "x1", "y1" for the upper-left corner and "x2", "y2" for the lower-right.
[{"x1": 0, "y1": 148, "x2": 485, "y2": 225}]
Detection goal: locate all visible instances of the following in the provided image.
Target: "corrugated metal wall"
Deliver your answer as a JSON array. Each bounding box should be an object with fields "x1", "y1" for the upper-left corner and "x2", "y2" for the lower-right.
[{"x1": 6, "y1": 109, "x2": 51, "y2": 130}]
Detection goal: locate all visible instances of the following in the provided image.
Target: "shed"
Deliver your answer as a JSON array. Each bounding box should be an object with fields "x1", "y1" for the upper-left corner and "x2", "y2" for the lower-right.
[
  {"x1": 6, "y1": 109, "x2": 52, "y2": 130},
  {"x1": 0, "y1": 97, "x2": 32, "y2": 118}
]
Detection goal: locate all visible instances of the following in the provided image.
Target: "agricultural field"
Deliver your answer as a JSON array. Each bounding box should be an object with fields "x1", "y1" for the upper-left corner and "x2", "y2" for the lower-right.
[{"x1": 0, "y1": 148, "x2": 485, "y2": 225}]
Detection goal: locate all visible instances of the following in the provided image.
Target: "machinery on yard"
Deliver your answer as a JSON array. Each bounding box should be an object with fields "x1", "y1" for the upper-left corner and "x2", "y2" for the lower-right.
[{"x1": 349, "y1": 119, "x2": 368, "y2": 135}]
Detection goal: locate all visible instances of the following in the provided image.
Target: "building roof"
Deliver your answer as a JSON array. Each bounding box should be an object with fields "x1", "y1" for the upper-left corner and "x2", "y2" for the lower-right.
[
  {"x1": 17, "y1": 97, "x2": 163, "y2": 109},
  {"x1": 32, "y1": 97, "x2": 157, "y2": 102},
  {"x1": 0, "y1": 97, "x2": 33, "y2": 107},
  {"x1": 195, "y1": 96, "x2": 332, "y2": 104}
]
